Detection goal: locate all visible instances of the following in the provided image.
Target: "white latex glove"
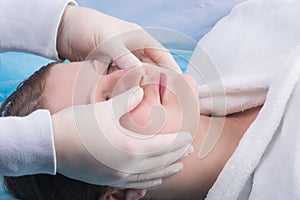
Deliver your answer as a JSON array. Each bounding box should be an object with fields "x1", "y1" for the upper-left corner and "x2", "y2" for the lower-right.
[
  {"x1": 52, "y1": 86, "x2": 193, "y2": 189},
  {"x1": 57, "y1": 5, "x2": 182, "y2": 73}
]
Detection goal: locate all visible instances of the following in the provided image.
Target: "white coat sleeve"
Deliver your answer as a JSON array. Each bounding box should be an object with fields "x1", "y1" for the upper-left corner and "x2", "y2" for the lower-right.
[
  {"x1": 0, "y1": 110, "x2": 56, "y2": 176},
  {"x1": 0, "y1": 0, "x2": 77, "y2": 176},
  {"x1": 0, "y1": 0, "x2": 77, "y2": 60}
]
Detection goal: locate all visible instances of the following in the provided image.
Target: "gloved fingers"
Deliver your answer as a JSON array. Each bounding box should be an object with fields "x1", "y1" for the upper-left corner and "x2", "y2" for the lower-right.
[
  {"x1": 113, "y1": 179, "x2": 163, "y2": 189},
  {"x1": 95, "y1": 39, "x2": 142, "y2": 69},
  {"x1": 123, "y1": 131, "x2": 192, "y2": 155},
  {"x1": 127, "y1": 162, "x2": 183, "y2": 183},
  {"x1": 129, "y1": 34, "x2": 182, "y2": 73},
  {"x1": 107, "y1": 86, "x2": 144, "y2": 118},
  {"x1": 136, "y1": 143, "x2": 193, "y2": 172},
  {"x1": 109, "y1": 163, "x2": 183, "y2": 188},
  {"x1": 128, "y1": 29, "x2": 182, "y2": 73},
  {"x1": 134, "y1": 32, "x2": 181, "y2": 73},
  {"x1": 114, "y1": 48, "x2": 142, "y2": 69},
  {"x1": 102, "y1": 29, "x2": 181, "y2": 73},
  {"x1": 144, "y1": 46, "x2": 182, "y2": 73}
]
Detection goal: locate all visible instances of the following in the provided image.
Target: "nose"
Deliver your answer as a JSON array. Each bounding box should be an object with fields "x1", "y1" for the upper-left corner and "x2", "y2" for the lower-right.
[
  {"x1": 112, "y1": 66, "x2": 146, "y2": 94},
  {"x1": 95, "y1": 66, "x2": 146, "y2": 102}
]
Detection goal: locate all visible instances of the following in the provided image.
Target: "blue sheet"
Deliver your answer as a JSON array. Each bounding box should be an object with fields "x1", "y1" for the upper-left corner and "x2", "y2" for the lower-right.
[
  {"x1": 0, "y1": 52, "x2": 54, "y2": 104},
  {"x1": 0, "y1": 177, "x2": 14, "y2": 199}
]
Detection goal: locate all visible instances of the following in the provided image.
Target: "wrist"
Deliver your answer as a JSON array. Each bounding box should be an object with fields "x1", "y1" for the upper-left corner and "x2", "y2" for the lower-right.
[
  {"x1": 56, "y1": 5, "x2": 74, "y2": 60},
  {"x1": 51, "y1": 113, "x2": 64, "y2": 172}
]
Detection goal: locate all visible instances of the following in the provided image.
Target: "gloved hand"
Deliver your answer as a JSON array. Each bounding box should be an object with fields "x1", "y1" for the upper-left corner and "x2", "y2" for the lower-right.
[
  {"x1": 57, "y1": 5, "x2": 181, "y2": 73},
  {"x1": 52, "y1": 86, "x2": 193, "y2": 189}
]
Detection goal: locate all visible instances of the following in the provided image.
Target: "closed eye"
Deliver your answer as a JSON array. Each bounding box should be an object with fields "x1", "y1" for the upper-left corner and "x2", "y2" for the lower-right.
[
  {"x1": 106, "y1": 61, "x2": 113, "y2": 75},
  {"x1": 106, "y1": 61, "x2": 121, "y2": 75}
]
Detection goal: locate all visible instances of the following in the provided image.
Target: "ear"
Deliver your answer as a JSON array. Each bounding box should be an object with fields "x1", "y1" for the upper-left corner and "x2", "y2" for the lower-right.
[
  {"x1": 125, "y1": 189, "x2": 147, "y2": 200},
  {"x1": 107, "y1": 189, "x2": 147, "y2": 200}
]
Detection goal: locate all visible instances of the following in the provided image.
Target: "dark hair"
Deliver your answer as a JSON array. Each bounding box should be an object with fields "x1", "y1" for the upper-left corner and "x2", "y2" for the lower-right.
[{"x1": 0, "y1": 63, "x2": 110, "y2": 200}]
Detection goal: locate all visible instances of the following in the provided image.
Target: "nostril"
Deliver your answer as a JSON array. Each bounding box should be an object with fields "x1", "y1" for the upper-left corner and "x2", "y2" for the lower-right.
[
  {"x1": 126, "y1": 65, "x2": 145, "y2": 86},
  {"x1": 139, "y1": 76, "x2": 144, "y2": 87}
]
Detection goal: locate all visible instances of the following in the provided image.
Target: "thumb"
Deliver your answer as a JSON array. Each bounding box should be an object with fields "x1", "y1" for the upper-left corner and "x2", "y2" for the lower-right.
[
  {"x1": 114, "y1": 45, "x2": 142, "y2": 68},
  {"x1": 109, "y1": 86, "x2": 144, "y2": 119}
]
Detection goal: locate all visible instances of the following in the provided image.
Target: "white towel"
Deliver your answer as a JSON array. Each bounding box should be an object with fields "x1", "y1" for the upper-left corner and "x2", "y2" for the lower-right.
[
  {"x1": 185, "y1": 0, "x2": 300, "y2": 198},
  {"x1": 186, "y1": 0, "x2": 300, "y2": 116},
  {"x1": 205, "y1": 41, "x2": 300, "y2": 200},
  {"x1": 188, "y1": 0, "x2": 300, "y2": 198}
]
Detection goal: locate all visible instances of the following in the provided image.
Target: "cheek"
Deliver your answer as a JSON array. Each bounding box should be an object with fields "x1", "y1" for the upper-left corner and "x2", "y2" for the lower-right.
[
  {"x1": 120, "y1": 92, "x2": 182, "y2": 135},
  {"x1": 123, "y1": 100, "x2": 153, "y2": 128},
  {"x1": 44, "y1": 82, "x2": 74, "y2": 114},
  {"x1": 182, "y1": 74, "x2": 199, "y2": 98},
  {"x1": 120, "y1": 100, "x2": 167, "y2": 135}
]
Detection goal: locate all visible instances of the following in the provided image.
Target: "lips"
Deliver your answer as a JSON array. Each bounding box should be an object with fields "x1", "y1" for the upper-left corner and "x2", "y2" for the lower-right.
[{"x1": 159, "y1": 73, "x2": 167, "y2": 104}]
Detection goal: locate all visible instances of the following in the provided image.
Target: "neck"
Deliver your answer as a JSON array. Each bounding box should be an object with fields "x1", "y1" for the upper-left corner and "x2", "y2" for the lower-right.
[{"x1": 146, "y1": 106, "x2": 261, "y2": 200}]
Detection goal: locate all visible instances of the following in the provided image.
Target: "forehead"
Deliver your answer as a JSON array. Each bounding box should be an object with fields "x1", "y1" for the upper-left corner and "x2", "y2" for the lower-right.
[
  {"x1": 44, "y1": 61, "x2": 100, "y2": 114},
  {"x1": 43, "y1": 62, "x2": 79, "y2": 114},
  {"x1": 48, "y1": 62, "x2": 81, "y2": 81},
  {"x1": 43, "y1": 60, "x2": 121, "y2": 114}
]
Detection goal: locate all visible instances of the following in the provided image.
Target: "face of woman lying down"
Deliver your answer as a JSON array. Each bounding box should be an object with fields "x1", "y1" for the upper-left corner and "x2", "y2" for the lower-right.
[{"x1": 43, "y1": 60, "x2": 199, "y2": 134}]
